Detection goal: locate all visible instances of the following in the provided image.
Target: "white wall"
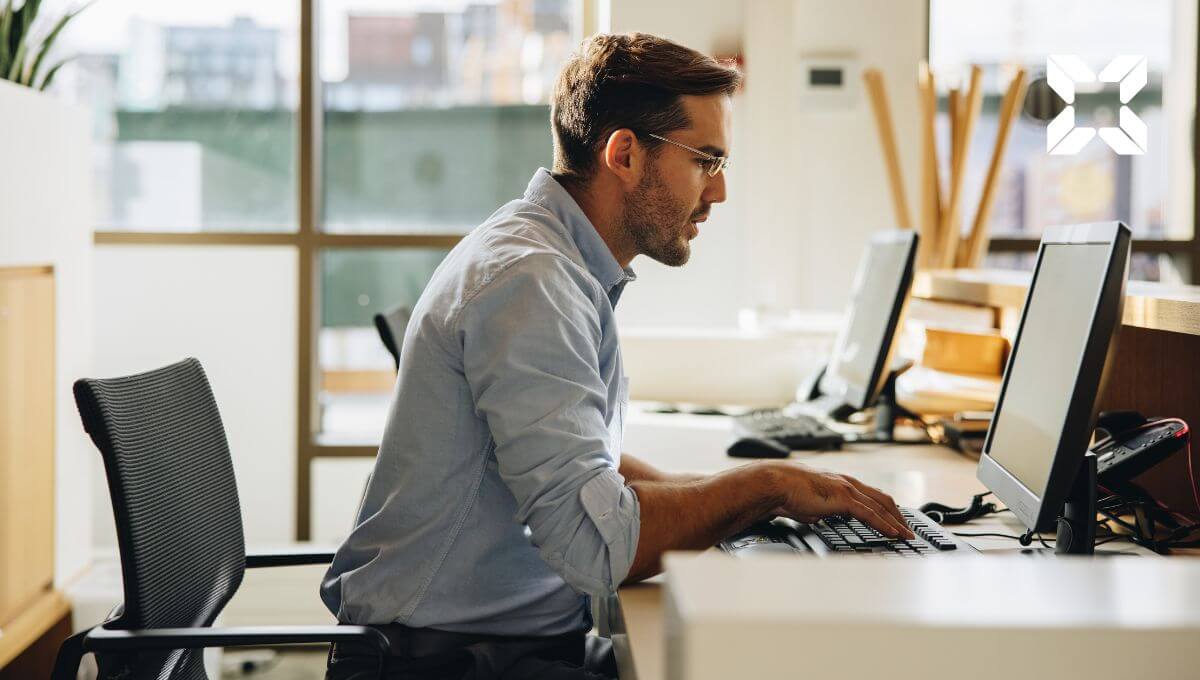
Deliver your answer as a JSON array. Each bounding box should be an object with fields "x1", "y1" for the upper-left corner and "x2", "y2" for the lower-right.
[
  {"x1": 606, "y1": 0, "x2": 748, "y2": 329},
  {"x1": 608, "y1": 0, "x2": 926, "y2": 325},
  {"x1": 0, "y1": 80, "x2": 94, "y2": 586},
  {"x1": 91, "y1": 246, "x2": 298, "y2": 548}
]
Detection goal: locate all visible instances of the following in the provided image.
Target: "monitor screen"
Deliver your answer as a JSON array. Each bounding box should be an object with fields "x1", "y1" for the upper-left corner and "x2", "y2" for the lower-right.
[
  {"x1": 821, "y1": 233, "x2": 915, "y2": 410},
  {"x1": 984, "y1": 243, "x2": 1112, "y2": 500}
]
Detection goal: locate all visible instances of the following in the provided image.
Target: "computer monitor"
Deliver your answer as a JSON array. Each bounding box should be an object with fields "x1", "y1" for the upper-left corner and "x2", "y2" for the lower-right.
[
  {"x1": 819, "y1": 230, "x2": 918, "y2": 412},
  {"x1": 977, "y1": 222, "x2": 1130, "y2": 553}
]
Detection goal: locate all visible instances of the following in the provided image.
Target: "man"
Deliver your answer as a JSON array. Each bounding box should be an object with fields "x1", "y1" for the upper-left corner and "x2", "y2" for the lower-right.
[{"x1": 322, "y1": 32, "x2": 912, "y2": 679}]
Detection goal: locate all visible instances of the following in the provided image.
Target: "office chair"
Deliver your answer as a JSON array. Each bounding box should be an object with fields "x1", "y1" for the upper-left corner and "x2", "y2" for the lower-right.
[
  {"x1": 372, "y1": 304, "x2": 412, "y2": 370},
  {"x1": 52, "y1": 357, "x2": 388, "y2": 680}
]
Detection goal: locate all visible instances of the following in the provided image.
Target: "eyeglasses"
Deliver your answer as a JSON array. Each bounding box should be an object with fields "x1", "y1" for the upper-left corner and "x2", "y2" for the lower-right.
[{"x1": 646, "y1": 133, "x2": 730, "y2": 177}]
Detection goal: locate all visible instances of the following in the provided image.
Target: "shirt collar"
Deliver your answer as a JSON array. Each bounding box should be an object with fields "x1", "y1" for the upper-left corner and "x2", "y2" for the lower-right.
[{"x1": 523, "y1": 168, "x2": 637, "y2": 298}]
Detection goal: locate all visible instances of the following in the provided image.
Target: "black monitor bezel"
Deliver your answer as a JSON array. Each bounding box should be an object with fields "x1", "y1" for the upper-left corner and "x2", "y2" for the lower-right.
[
  {"x1": 977, "y1": 221, "x2": 1130, "y2": 532},
  {"x1": 830, "y1": 229, "x2": 919, "y2": 411}
]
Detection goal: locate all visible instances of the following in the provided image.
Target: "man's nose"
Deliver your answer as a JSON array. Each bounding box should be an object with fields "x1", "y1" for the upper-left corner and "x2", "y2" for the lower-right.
[{"x1": 704, "y1": 170, "x2": 727, "y2": 204}]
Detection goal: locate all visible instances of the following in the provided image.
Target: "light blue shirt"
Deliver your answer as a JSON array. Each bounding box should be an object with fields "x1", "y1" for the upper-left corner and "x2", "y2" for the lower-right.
[{"x1": 321, "y1": 168, "x2": 641, "y2": 635}]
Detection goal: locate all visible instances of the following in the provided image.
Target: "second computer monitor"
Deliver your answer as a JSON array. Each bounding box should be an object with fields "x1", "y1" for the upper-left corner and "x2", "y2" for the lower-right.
[
  {"x1": 820, "y1": 230, "x2": 918, "y2": 412},
  {"x1": 978, "y1": 222, "x2": 1130, "y2": 533}
]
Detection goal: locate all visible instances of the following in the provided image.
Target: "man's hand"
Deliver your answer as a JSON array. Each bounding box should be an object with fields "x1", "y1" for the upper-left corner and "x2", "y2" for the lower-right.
[
  {"x1": 768, "y1": 463, "x2": 913, "y2": 540},
  {"x1": 625, "y1": 460, "x2": 912, "y2": 583}
]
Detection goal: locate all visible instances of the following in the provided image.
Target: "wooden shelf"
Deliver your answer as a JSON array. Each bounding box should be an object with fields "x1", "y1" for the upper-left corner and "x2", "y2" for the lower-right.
[
  {"x1": 0, "y1": 590, "x2": 69, "y2": 669},
  {"x1": 914, "y1": 269, "x2": 1200, "y2": 337}
]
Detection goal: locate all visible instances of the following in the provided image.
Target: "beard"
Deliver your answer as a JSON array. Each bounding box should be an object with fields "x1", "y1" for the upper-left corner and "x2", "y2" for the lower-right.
[{"x1": 620, "y1": 161, "x2": 697, "y2": 267}]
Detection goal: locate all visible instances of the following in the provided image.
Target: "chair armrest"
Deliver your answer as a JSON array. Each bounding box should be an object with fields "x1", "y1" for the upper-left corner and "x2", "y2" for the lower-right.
[
  {"x1": 245, "y1": 546, "x2": 336, "y2": 568},
  {"x1": 85, "y1": 624, "x2": 389, "y2": 655}
]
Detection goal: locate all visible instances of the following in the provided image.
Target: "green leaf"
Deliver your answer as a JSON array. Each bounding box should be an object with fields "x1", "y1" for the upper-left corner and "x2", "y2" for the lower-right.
[
  {"x1": 8, "y1": 0, "x2": 24, "y2": 62},
  {"x1": 26, "y1": 0, "x2": 92, "y2": 87},
  {"x1": 6, "y1": 0, "x2": 29, "y2": 82},
  {"x1": 38, "y1": 54, "x2": 71, "y2": 90},
  {"x1": 7, "y1": 32, "x2": 26, "y2": 81},
  {"x1": 0, "y1": 1, "x2": 14, "y2": 77},
  {"x1": 22, "y1": 0, "x2": 43, "y2": 41}
]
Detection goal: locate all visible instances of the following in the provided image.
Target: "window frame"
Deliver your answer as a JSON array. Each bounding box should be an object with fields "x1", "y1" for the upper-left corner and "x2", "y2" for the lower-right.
[{"x1": 92, "y1": 0, "x2": 599, "y2": 540}]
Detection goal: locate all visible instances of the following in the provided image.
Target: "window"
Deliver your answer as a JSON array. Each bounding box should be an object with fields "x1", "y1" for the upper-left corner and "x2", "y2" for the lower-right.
[
  {"x1": 61, "y1": 0, "x2": 585, "y2": 539},
  {"x1": 930, "y1": 0, "x2": 1198, "y2": 282},
  {"x1": 53, "y1": 3, "x2": 300, "y2": 232},
  {"x1": 318, "y1": 247, "x2": 450, "y2": 444},
  {"x1": 315, "y1": 0, "x2": 580, "y2": 448},
  {"x1": 319, "y1": 0, "x2": 575, "y2": 234}
]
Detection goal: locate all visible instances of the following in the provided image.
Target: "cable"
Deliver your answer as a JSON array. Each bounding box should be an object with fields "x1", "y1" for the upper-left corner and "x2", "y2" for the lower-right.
[
  {"x1": 1099, "y1": 508, "x2": 1139, "y2": 534},
  {"x1": 952, "y1": 529, "x2": 1055, "y2": 548},
  {"x1": 920, "y1": 492, "x2": 1002, "y2": 525},
  {"x1": 1095, "y1": 497, "x2": 1200, "y2": 554},
  {"x1": 1187, "y1": 437, "x2": 1200, "y2": 517},
  {"x1": 1162, "y1": 521, "x2": 1200, "y2": 542},
  {"x1": 952, "y1": 531, "x2": 1026, "y2": 540}
]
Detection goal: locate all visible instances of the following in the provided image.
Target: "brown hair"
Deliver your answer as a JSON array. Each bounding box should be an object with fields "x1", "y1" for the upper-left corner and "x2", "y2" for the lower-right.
[{"x1": 550, "y1": 33, "x2": 742, "y2": 186}]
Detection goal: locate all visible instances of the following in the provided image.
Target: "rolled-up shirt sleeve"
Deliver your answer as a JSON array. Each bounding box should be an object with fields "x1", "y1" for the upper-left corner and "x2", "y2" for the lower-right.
[{"x1": 458, "y1": 253, "x2": 640, "y2": 597}]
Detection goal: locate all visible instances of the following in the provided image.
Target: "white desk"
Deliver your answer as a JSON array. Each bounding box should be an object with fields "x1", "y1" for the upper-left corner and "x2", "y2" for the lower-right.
[{"x1": 611, "y1": 407, "x2": 1155, "y2": 680}]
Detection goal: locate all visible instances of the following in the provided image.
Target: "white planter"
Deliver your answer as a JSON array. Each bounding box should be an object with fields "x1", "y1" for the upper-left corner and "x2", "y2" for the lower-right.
[{"x1": 0, "y1": 79, "x2": 94, "y2": 589}]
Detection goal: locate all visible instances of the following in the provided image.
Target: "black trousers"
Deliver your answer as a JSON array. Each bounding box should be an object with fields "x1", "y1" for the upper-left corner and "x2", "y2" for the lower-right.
[{"x1": 324, "y1": 624, "x2": 618, "y2": 680}]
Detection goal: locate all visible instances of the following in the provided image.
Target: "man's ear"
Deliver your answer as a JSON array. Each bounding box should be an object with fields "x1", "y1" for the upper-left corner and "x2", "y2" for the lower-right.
[{"x1": 602, "y1": 128, "x2": 643, "y2": 188}]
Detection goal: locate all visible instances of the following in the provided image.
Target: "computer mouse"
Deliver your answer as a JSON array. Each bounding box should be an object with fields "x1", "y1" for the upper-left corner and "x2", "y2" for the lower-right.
[{"x1": 727, "y1": 436, "x2": 792, "y2": 459}]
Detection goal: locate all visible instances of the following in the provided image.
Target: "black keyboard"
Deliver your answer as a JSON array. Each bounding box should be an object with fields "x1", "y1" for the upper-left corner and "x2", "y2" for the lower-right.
[
  {"x1": 733, "y1": 409, "x2": 844, "y2": 450},
  {"x1": 719, "y1": 507, "x2": 977, "y2": 557}
]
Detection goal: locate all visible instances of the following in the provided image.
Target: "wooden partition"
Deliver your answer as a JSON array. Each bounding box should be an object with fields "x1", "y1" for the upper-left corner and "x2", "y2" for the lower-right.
[{"x1": 0, "y1": 266, "x2": 56, "y2": 634}]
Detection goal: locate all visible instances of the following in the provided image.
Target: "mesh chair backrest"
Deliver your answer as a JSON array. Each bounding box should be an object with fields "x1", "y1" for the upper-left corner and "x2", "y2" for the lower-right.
[
  {"x1": 373, "y1": 304, "x2": 412, "y2": 370},
  {"x1": 74, "y1": 358, "x2": 245, "y2": 632}
]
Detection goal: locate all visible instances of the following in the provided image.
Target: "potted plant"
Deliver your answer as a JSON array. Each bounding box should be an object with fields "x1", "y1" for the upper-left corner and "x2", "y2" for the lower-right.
[{"x1": 1, "y1": 0, "x2": 93, "y2": 91}]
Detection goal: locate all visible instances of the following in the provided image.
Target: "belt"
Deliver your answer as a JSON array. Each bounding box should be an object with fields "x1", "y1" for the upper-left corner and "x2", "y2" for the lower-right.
[{"x1": 334, "y1": 623, "x2": 586, "y2": 660}]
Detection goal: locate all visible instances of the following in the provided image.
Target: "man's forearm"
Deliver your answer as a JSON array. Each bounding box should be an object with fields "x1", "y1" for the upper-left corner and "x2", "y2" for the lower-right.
[
  {"x1": 619, "y1": 452, "x2": 704, "y2": 483},
  {"x1": 624, "y1": 462, "x2": 782, "y2": 583}
]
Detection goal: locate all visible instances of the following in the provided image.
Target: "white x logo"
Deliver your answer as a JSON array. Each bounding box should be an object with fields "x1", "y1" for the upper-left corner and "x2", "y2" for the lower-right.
[{"x1": 1046, "y1": 54, "x2": 1147, "y2": 155}]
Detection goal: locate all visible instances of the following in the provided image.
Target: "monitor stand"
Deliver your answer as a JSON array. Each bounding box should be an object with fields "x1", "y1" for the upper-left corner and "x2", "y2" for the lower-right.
[
  {"x1": 799, "y1": 393, "x2": 856, "y2": 421},
  {"x1": 1004, "y1": 452, "x2": 1099, "y2": 556},
  {"x1": 841, "y1": 365, "x2": 925, "y2": 445},
  {"x1": 1054, "y1": 451, "x2": 1098, "y2": 555}
]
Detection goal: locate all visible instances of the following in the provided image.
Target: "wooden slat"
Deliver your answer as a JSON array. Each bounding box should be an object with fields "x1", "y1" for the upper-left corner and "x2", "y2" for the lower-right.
[
  {"x1": 862, "y1": 68, "x2": 913, "y2": 230},
  {"x1": 0, "y1": 265, "x2": 52, "y2": 279},
  {"x1": 321, "y1": 369, "x2": 395, "y2": 394},
  {"x1": 917, "y1": 63, "x2": 943, "y2": 270},
  {"x1": 93, "y1": 231, "x2": 464, "y2": 250},
  {"x1": 94, "y1": 231, "x2": 299, "y2": 246},
  {"x1": 963, "y1": 69, "x2": 1028, "y2": 268},
  {"x1": 0, "y1": 268, "x2": 55, "y2": 630},
  {"x1": 939, "y1": 67, "x2": 983, "y2": 268},
  {"x1": 913, "y1": 269, "x2": 1200, "y2": 337}
]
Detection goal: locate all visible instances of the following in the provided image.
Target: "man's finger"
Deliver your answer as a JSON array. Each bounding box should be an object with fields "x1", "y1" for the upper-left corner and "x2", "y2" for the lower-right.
[
  {"x1": 847, "y1": 487, "x2": 911, "y2": 539},
  {"x1": 844, "y1": 477, "x2": 909, "y2": 532},
  {"x1": 844, "y1": 498, "x2": 904, "y2": 538}
]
